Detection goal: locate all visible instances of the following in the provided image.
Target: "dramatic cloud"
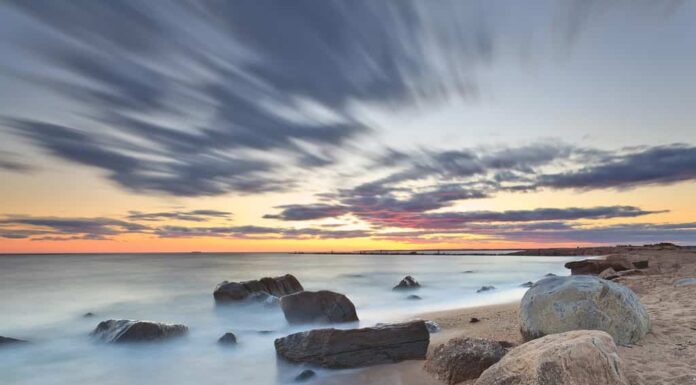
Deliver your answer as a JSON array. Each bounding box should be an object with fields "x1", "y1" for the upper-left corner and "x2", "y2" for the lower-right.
[
  {"x1": 263, "y1": 205, "x2": 350, "y2": 221},
  {"x1": 126, "y1": 210, "x2": 233, "y2": 222},
  {"x1": 0, "y1": 216, "x2": 149, "y2": 240}
]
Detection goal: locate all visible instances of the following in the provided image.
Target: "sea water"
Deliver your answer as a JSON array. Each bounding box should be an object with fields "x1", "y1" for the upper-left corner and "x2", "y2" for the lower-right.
[{"x1": 0, "y1": 252, "x2": 582, "y2": 385}]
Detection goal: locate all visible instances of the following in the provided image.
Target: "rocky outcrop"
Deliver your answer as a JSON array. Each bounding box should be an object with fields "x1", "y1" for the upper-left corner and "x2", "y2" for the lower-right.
[
  {"x1": 394, "y1": 275, "x2": 420, "y2": 290},
  {"x1": 565, "y1": 257, "x2": 632, "y2": 275},
  {"x1": 274, "y1": 321, "x2": 429, "y2": 368},
  {"x1": 474, "y1": 330, "x2": 629, "y2": 385},
  {"x1": 520, "y1": 275, "x2": 650, "y2": 345},
  {"x1": 213, "y1": 274, "x2": 303, "y2": 302},
  {"x1": 424, "y1": 337, "x2": 511, "y2": 384},
  {"x1": 218, "y1": 332, "x2": 237, "y2": 345},
  {"x1": 280, "y1": 290, "x2": 358, "y2": 324},
  {"x1": 91, "y1": 320, "x2": 188, "y2": 343},
  {"x1": 0, "y1": 336, "x2": 27, "y2": 345}
]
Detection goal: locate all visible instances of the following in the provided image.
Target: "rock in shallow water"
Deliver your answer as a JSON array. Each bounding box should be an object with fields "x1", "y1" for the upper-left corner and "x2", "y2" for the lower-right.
[
  {"x1": 520, "y1": 275, "x2": 650, "y2": 345},
  {"x1": 393, "y1": 275, "x2": 420, "y2": 290},
  {"x1": 294, "y1": 369, "x2": 316, "y2": 382},
  {"x1": 280, "y1": 290, "x2": 358, "y2": 324},
  {"x1": 218, "y1": 332, "x2": 237, "y2": 345},
  {"x1": 213, "y1": 274, "x2": 303, "y2": 302},
  {"x1": 474, "y1": 330, "x2": 629, "y2": 385},
  {"x1": 476, "y1": 286, "x2": 495, "y2": 293},
  {"x1": 91, "y1": 320, "x2": 188, "y2": 343},
  {"x1": 0, "y1": 336, "x2": 27, "y2": 345},
  {"x1": 424, "y1": 337, "x2": 511, "y2": 385},
  {"x1": 274, "y1": 321, "x2": 429, "y2": 368}
]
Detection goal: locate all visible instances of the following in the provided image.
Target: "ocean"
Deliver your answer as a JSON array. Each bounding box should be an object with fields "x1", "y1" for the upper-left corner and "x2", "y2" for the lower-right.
[{"x1": 0, "y1": 252, "x2": 581, "y2": 385}]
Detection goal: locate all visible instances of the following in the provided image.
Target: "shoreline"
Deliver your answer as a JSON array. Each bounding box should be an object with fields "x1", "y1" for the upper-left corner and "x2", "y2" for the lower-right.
[{"x1": 320, "y1": 247, "x2": 696, "y2": 385}]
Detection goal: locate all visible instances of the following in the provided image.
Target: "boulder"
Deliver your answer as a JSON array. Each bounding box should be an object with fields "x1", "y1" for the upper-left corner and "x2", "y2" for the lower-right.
[
  {"x1": 294, "y1": 369, "x2": 316, "y2": 382},
  {"x1": 0, "y1": 336, "x2": 27, "y2": 345},
  {"x1": 476, "y1": 286, "x2": 495, "y2": 293},
  {"x1": 425, "y1": 320, "x2": 441, "y2": 333},
  {"x1": 598, "y1": 267, "x2": 618, "y2": 280},
  {"x1": 393, "y1": 275, "x2": 420, "y2": 290},
  {"x1": 280, "y1": 290, "x2": 358, "y2": 324},
  {"x1": 520, "y1": 275, "x2": 650, "y2": 345},
  {"x1": 424, "y1": 337, "x2": 511, "y2": 385},
  {"x1": 274, "y1": 321, "x2": 429, "y2": 368},
  {"x1": 565, "y1": 258, "x2": 632, "y2": 275},
  {"x1": 91, "y1": 320, "x2": 188, "y2": 343},
  {"x1": 218, "y1": 332, "x2": 237, "y2": 345},
  {"x1": 474, "y1": 330, "x2": 629, "y2": 385},
  {"x1": 213, "y1": 274, "x2": 303, "y2": 302}
]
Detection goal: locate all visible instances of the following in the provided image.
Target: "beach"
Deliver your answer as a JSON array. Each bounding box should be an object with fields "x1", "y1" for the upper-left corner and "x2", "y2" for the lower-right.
[{"x1": 326, "y1": 247, "x2": 696, "y2": 385}]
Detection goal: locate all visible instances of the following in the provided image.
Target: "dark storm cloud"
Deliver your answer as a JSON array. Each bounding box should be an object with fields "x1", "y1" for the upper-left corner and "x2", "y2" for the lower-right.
[
  {"x1": 263, "y1": 204, "x2": 350, "y2": 221},
  {"x1": 537, "y1": 144, "x2": 696, "y2": 190},
  {"x1": 1, "y1": 0, "x2": 499, "y2": 196},
  {"x1": 126, "y1": 210, "x2": 233, "y2": 222}
]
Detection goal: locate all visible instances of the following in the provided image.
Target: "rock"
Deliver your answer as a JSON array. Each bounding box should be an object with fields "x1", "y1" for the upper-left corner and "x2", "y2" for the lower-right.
[
  {"x1": 544, "y1": 273, "x2": 557, "y2": 277},
  {"x1": 476, "y1": 286, "x2": 495, "y2": 293},
  {"x1": 393, "y1": 275, "x2": 420, "y2": 290},
  {"x1": 675, "y1": 278, "x2": 696, "y2": 286},
  {"x1": 520, "y1": 275, "x2": 650, "y2": 345},
  {"x1": 632, "y1": 260, "x2": 649, "y2": 269},
  {"x1": 294, "y1": 369, "x2": 316, "y2": 382},
  {"x1": 462, "y1": 270, "x2": 475, "y2": 274},
  {"x1": 83, "y1": 312, "x2": 95, "y2": 318},
  {"x1": 520, "y1": 281, "x2": 533, "y2": 288},
  {"x1": 91, "y1": 320, "x2": 188, "y2": 343},
  {"x1": 274, "y1": 321, "x2": 429, "y2": 368},
  {"x1": 614, "y1": 269, "x2": 646, "y2": 278},
  {"x1": 424, "y1": 337, "x2": 511, "y2": 385},
  {"x1": 407, "y1": 294, "x2": 422, "y2": 300},
  {"x1": 599, "y1": 267, "x2": 619, "y2": 280},
  {"x1": 213, "y1": 274, "x2": 303, "y2": 302},
  {"x1": 218, "y1": 332, "x2": 237, "y2": 345},
  {"x1": 474, "y1": 330, "x2": 629, "y2": 385},
  {"x1": 280, "y1": 290, "x2": 358, "y2": 324},
  {"x1": 425, "y1": 320, "x2": 441, "y2": 333},
  {"x1": 470, "y1": 317, "x2": 480, "y2": 323},
  {"x1": 0, "y1": 336, "x2": 27, "y2": 345},
  {"x1": 257, "y1": 330, "x2": 274, "y2": 335},
  {"x1": 565, "y1": 257, "x2": 632, "y2": 275},
  {"x1": 247, "y1": 291, "x2": 281, "y2": 306}
]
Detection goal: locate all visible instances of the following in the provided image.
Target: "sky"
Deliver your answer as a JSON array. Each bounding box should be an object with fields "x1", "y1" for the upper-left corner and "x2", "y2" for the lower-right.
[{"x1": 0, "y1": 0, "x2": 695, "y2": 253}]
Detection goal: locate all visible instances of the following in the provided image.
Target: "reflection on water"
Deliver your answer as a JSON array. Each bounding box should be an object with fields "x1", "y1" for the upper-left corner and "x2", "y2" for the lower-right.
[{"x1": 0, "y1": 253, "x2": 580, "y2": 385}]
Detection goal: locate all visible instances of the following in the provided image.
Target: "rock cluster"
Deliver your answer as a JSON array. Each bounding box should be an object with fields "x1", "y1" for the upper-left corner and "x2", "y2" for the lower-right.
[{"x1": 474, "y1": 330, "x2": 629, "y2": 385}]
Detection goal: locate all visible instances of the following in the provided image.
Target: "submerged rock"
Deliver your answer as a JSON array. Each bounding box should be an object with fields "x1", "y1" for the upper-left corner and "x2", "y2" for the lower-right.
[
  {"x1": 520, "y1": 275, "x2": 650, "y2": 345},
  {"x1": 294, "y1": 369, "x2": 316, "y2": 382},
  {"x1": 393, "y1": 275, "x2": 421, "y2": 290},
  {"x1": 475, "y1": 330, "x2": 629, "y2": 385},
  {"x1": 424, "y1": 337, "x2": 511, "y2": 385},
  {"x1": 83, "y1": 312, "x2": 95, "y2": 318},
  {"x1": 218, "y1": 332, "x2": 237, "y2": 345},
  {"x1": 0, "y1": 336, "x2": 27, "y2": 345},
  {"x1": 274, "y1": 321, "x2": 429, "y2": 368},
  {"x1": 91, "y1": 320, "x2": 188, "y2": 343},
  {"x1": 280, "y1": 290, "x2": 358, "y2": 324},
  {"x1": 213, "y1": 274, "x2": 303, "y2": 302},
  {"x1": 407, "y1": 294, "x2": 422, "y2": 300},
  {"x1": 476, "y1": 286, "x2": 496, "y2": 293}
]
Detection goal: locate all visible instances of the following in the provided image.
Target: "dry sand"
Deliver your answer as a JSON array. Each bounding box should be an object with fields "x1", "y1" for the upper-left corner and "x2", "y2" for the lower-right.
[{"x1": 316, "y1": 248, "x2": 696, "y2": 385}]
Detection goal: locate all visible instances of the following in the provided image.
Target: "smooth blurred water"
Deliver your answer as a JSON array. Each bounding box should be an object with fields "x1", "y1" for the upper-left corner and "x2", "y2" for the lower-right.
[{"x1": 0, "y1": 252, "x2": 581, "y2": 385}]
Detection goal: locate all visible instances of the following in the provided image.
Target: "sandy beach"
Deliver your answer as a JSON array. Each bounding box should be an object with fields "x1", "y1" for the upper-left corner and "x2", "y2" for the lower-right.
[{"x1": 320, "y1": 247, "x2": 696, "y2": 385}]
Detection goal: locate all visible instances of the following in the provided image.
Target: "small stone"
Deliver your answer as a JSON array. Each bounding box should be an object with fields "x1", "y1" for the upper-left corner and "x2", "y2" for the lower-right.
[
  {"x1": 425, "y1": 320, "x2": 441, "y2": 333},
  {"x1": 393, "y1": 275, "x2": 421, "y2": 290},
  {"x1": 83, "y1": 312, "x2": 95, "y2": 318},
  {"x1": 407, "y1": 294, "x2": 422, "y2": 300},
  {"x1": 544, "y1": 273, "x2": 557, "y2": 277},
  {"x1": 470, "y1": 317, "x2": 480, "y2": 323},
  {"x1": 218, "y1": 332, "x2": 237, "y2": 345},
  {"x1": 294, "y1": 369, "x2": 316, "y2": 382},
  {"x1": 476, "y1": 286, "x2": 496, "y2": 293}
]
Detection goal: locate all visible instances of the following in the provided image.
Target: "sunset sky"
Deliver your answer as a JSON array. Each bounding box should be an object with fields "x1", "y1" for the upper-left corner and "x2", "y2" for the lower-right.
[{"x1": 0, "y1": 1, "x2": 695, "y2": 253}]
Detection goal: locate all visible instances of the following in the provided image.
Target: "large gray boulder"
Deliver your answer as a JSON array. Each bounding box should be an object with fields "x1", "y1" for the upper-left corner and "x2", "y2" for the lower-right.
[
  {"x1": 280, "y1": 290, "x2": 358, "y2": 324},
  {"x1": 475, "y1": 330, "x2": 629, "y2": 385},
  {"x1": 520, "y1": 275, "x2": 649, "y2": 345},
  {"x1": 424, "y1": 337, "x2": 511, "y2": 384},
  {"x1": 274, "y1": 321, "x2": 429, "y2": 368},
  {"x1": 213, "y1": 274, "x2": 303, "y2": 302},
  {"x1": 92, "y1": 320, "x2": 188, "y2": 343}
]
